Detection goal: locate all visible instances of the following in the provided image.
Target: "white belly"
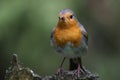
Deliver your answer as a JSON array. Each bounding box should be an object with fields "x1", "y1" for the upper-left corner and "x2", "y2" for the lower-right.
[{"x1": 57, "y1": 42, "x2": 87, "y2": 58}]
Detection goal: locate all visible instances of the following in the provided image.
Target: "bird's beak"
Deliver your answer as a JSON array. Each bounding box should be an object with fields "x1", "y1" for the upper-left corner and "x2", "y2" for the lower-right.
[
  {"x1": 59, "y1": 16, "x2": 67, "y2": 23},
  {"x1": 60, "y1": 16, "x2": 65, "y2": 21}
]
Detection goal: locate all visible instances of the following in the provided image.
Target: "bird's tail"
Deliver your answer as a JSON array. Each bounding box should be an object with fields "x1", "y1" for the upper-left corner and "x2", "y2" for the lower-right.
[
  {"x1": 69, "y1": 57, "x2": 85, "y2": 71},
  {"x1": 69, "y1": 58, "x2": 78, "y2": 70}
]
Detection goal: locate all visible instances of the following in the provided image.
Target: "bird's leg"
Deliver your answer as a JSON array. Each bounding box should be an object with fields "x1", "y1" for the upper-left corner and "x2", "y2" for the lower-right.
[
  {"x1": 78, "y1": 57, "x2": 86, "y2": 73},
  {"x1": 75, "y1": 57, "x2": 87, "y2": 77},
  {"x1": 57, "y1": 57, "x2": 66, "y2": 75},
  {"x1": 76, "y1": 63, "x2": 81, "y2": 77}
]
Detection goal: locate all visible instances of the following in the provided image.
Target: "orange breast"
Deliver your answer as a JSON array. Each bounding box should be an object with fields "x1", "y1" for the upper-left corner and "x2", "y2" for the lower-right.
[{"x1": 53, "y1": 25, "x2": 82, "y2": 47}]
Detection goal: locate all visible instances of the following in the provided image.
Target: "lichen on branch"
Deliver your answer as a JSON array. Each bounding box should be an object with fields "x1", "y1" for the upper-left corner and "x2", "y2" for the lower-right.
[{"x1": 5, "y1": 54, "x2": 99, "y2": 80}]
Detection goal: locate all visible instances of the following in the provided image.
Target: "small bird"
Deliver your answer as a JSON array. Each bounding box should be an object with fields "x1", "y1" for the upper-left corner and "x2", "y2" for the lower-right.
[{"x1": 51, "y1": 9, "x2": 88, "y2": 76}]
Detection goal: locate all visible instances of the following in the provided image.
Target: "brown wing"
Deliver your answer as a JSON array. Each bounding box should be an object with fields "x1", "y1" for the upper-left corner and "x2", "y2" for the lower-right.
[{"x1": 78, "y1": 23, "x2": 88, "y2": 45}]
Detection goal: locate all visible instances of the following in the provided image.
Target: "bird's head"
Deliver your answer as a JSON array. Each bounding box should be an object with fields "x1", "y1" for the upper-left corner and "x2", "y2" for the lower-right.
[{"x1": 57, "y1": 9, "x2": 78, "y2": 28}]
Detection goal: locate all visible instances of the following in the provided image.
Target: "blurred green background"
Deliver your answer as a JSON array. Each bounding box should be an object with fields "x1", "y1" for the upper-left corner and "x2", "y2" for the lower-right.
[{"x1": 0, "y1": 0, "x2": 120, "y2": 80}]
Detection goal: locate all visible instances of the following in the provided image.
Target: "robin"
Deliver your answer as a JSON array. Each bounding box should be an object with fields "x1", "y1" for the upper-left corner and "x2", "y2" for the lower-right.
[{"x1": 51, "y1": 9, "x2": 88, "y2": 76}]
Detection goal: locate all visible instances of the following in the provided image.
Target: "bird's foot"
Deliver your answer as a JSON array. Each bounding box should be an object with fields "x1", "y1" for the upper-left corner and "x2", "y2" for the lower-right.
[
  {"x1": 74, "y1": 65, "x2": 87, "y2": 77},
  {"x1": 56, "y1": 68, "x2": 63, "y2": 76},
  {"x1": 75, "y1": 65, "x2": 81, "y2": 77}
]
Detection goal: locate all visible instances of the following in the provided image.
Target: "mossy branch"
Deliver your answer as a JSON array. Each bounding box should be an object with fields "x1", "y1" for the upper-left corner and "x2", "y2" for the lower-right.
[{"x1": 5, "y1": 54, "x2": 99, "y2": 80}]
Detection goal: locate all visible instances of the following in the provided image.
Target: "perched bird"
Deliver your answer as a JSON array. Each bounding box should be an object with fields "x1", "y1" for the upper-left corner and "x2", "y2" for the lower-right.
[{"x1": 51, "y1": 9, "x2": 88, "y2": 76}]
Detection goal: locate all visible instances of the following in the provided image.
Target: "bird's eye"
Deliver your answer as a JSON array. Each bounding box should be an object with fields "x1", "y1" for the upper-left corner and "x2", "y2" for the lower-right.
[{"x1": 70, "y1": 15, "x2": 73, "y2": 19}]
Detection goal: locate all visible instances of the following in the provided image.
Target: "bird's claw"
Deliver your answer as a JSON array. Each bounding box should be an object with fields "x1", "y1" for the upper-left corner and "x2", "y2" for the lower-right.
[
  {"x1": 74, "y1": 66, "x2": 87, "y2": 77},
  {"x1": 56, "y1": 68, "x2": 63, "y2": 76}
]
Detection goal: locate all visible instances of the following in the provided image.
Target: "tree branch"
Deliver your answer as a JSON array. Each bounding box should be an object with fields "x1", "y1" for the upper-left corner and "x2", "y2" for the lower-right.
[{"x1": 5, "y1": 54, "x2": 99, "y2": 80}]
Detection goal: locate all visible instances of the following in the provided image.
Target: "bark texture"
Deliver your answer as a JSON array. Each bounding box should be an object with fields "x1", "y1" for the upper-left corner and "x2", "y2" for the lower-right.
[{"x1": 5, "y1": 54, "x2": 99, "y2": 80}]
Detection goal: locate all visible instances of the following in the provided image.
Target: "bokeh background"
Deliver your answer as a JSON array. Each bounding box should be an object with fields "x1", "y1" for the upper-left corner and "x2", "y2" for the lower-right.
[{"x1": 0, "y1": 0, "x2": 120, "y2": 80}]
